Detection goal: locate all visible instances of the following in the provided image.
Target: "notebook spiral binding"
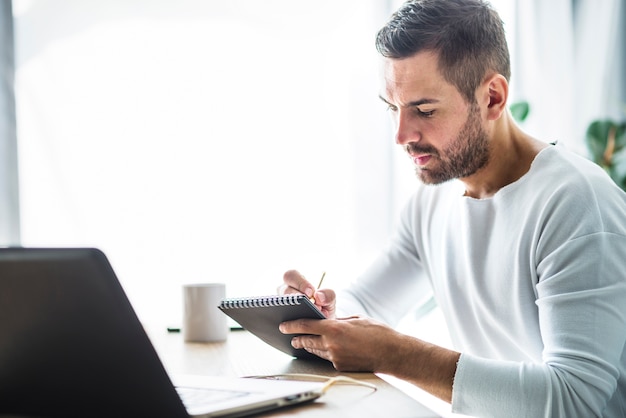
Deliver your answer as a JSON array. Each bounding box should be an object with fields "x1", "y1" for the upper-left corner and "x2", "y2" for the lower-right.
[{"x1": 220, "y1": 294, "x2": 305, "y2": 309}]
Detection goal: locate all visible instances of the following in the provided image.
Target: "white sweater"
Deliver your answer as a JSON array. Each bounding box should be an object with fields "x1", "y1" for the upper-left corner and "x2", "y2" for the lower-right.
[{"x1": 340, "y1": 145, "x2": 626, "y2": 417}]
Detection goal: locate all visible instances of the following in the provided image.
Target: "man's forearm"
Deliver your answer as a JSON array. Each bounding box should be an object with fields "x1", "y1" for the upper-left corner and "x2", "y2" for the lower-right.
[{"x1": 379, "y1": 334, "x2": 460, "y2": 403}]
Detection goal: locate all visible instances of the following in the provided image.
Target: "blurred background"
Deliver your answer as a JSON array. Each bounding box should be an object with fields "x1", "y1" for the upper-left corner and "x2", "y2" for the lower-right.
[{"x1": 1, "y1": 0, "x2": 624, "y2": 332}]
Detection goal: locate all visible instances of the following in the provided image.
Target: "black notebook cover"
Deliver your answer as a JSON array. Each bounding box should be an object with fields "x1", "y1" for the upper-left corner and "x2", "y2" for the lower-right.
[{"x1": 218, "y1": 294, "x2": 326, "y2": 359}]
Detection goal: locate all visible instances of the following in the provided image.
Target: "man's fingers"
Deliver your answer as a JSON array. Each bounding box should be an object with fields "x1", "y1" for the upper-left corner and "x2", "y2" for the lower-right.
[
  {"x1": 313, "y1": 289, "x2": 335, "y2": 305},
  {"x1": 282, "y1": 269, "x2": 316, "y2": 298},
  {"x1": 279, "y1": 318, "x2": 321, "y2": 335}
]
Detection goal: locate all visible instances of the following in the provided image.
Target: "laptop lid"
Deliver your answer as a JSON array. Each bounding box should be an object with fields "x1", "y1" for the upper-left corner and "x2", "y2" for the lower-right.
[{"x1": 0, "y1": 247, "x2": 322, "y2": 418}]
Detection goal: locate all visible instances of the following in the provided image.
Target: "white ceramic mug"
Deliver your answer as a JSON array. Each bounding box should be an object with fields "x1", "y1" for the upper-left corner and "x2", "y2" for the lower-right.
[{"x1": 183, "y1": 283, "x2": 228, "y2": 342}]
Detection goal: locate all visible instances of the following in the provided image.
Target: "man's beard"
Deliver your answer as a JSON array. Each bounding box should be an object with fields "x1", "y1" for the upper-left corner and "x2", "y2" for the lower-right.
[{"x1": 407, "y1": 102, "x2": 490, "y2": 185}]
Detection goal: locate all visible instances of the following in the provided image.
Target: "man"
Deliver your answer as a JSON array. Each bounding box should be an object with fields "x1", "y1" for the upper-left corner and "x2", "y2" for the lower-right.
[{"x1": 279, "y1": 0, "x2": 626, "y2": 416}]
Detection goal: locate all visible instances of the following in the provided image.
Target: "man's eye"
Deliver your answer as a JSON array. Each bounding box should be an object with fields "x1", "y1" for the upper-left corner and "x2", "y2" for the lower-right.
[
  {"x1": 416, "y1": 108, "x2": 435, "y2": 117},
  {"x1": 386, "y1": 104, "x2": 398, "y2": 112}
]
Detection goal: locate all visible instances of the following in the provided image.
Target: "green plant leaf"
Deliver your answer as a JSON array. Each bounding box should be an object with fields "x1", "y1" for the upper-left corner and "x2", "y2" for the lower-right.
[
  {"x1": 585, "y1": 120, "x2": 614, "y2": 165},
  {"x1": 585, "y1": 117, "x2": 626, "y2": 191},
  {"x1": 609, "y1": 148, "x2": 626, "y2": 191},
  {"x1": 510, "y1": 101, "x2": 530, "y2": 122},
  {"x1": 614, "y1": 122, "x2": 626, "y2": 150}
]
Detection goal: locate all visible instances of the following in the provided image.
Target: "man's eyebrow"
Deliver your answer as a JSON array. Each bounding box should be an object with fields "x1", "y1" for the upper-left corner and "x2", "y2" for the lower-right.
[
  {"x1": 407, "y1": 98, "x2": 439, "y2": 106},
  {"x1": 378, "y1": 95, "x2": 439, "y2": 107},
  {"x1": 378, "y1": 95, "x2": 394, "y2": 106}
]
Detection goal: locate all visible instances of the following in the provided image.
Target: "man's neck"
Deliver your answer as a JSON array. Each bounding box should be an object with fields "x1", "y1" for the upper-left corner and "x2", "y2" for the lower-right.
[{"x1": 461, "y1": 114, "x2": 548, "y2": 199}]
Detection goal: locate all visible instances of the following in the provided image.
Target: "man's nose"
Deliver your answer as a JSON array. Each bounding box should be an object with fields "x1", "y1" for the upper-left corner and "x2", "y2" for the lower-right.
[{"x1": 394, "y1": 110, "x2": 420, "y2": 146}]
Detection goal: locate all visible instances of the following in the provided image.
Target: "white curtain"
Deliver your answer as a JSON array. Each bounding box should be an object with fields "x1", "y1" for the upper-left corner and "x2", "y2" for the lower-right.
[
  {"x1": 507, "y1": 0, "x2": 577, "y2": 148},
  {"x1": 0, "y1": 0, "x2": 19, "y2": 245},
  {"x1": 508, "y1": 0, "x2": 624, "y2": 155},
  {"x1": 573, "y1": 0, "x2": 625, "y2": 132}
]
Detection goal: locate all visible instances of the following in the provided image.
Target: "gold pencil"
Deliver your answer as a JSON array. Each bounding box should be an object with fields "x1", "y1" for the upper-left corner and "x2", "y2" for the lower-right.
[
  {"x1": 316, "y1": 272, "x2": 326, "y2": 290},
  {"x1": 310, "y1": 272, "x2": 326, "y2": 304}
]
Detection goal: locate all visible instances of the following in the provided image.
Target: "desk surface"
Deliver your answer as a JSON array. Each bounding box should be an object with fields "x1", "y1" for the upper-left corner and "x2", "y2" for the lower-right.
[{"x1": 149, "y1": 328, "x2": 441, "y2": 417}]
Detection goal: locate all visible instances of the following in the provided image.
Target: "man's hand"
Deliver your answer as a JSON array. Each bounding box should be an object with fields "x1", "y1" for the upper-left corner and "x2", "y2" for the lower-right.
[
  {"x1": 279, "y1": 315, "x2": 460, "y2": 403},
  {"x1": 278, "y1": 270, "x2": 336, "y2": 319},
  {"x1": 279, "y1": 315, "x2": 400, "y2": 371}
]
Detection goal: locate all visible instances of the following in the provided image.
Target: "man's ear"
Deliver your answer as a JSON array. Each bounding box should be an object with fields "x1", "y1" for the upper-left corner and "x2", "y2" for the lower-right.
[{"x1": 483, "y1": 74, "x2": 508, "y2": 121}]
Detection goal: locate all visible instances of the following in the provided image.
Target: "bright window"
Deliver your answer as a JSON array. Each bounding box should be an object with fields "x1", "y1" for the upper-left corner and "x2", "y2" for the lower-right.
[{"x1": 14, "y1": 0, "x2": 394, "y2": 328}]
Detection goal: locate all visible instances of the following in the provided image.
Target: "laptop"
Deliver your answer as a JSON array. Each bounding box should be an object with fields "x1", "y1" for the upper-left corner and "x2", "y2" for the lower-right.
[{"x1": 0, "y1": 247, "x2": 324, "y2": 418}]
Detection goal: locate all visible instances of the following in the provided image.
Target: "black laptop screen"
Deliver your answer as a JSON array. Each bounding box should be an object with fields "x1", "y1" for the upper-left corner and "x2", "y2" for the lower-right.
[{"x1": 0, "y1": 248, "x2": 188, "y2": 418}]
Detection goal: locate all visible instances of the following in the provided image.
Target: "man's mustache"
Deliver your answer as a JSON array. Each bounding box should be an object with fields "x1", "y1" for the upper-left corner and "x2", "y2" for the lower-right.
[{"x1": 405, "y1": 143, "x2": 439, "y2": 156}]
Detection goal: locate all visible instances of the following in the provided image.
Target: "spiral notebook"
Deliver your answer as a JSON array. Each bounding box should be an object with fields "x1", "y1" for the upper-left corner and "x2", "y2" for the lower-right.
[{"x1": 218, "y1": 294, "x2": 326, "y2": 359}]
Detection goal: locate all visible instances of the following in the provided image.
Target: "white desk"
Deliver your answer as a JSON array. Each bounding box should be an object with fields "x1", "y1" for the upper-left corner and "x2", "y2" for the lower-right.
[{"x1": 149, "y1": 328, "x2": 442, "y2": 417}]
